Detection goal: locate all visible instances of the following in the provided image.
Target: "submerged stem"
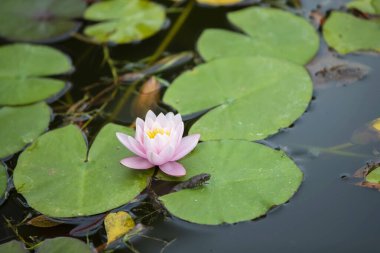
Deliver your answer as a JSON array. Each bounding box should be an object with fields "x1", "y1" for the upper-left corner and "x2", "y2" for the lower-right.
[
  {"x1": 148, "y1": 0, "x2": 194, "y2": 65},
  {"x1": 108, "y1": 0, "x2": 195, "y2": 123}
]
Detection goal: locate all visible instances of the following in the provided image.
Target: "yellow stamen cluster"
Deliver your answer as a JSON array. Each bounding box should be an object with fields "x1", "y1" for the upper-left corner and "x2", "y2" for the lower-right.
[{"x1": 146, "y1": 128, "x2": 170, "y2": 139}]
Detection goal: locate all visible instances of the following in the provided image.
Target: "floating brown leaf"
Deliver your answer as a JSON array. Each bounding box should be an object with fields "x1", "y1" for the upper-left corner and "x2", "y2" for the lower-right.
[
  {"x1": 27, "y1": 215, "x2": 62, "y2": 228},
  {"x1": 308, "y1": 52, "x2": 370, "y2": 86},
  {"x1": 131, "y1": 76, "x2": 161, "y2": 119}
]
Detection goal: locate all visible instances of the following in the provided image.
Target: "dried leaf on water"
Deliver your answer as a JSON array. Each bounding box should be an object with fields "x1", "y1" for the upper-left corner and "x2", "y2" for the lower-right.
[
  {"x1": 105, "y1": 211, "x2": 136, "y2": 245},
  {"x1": 307, "y1": 52, "x2": 371, "y2": 86},
  {"x1": 131, "y1": 76, "x2": 161, "y2": 119},
  {"x1": 27, "y1": 215, "x2": 62, "y2": 228}
]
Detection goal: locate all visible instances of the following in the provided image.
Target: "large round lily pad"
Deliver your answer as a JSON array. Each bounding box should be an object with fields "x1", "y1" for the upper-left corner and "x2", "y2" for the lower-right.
[
  {"x1": 36, "y1": 237, "x2": 92, "y2": 253},
  {"x1": 159, "y1": 140, "x2": 303, "y2": 225},
  {"x1": 0, "y1": 0, "x2": 86, "y2": 43},
  {"x1": 197, "y1": 7, "x2": 319, "y2": 65},
  {"x1": 0, "y1": 102, "x2": 51, "y2": 159},
  {"x1": 163, "y1": 56, "x2": 313, "y2": 141},
  {"x1": 0, "y1": 44, "x2": 72, "y2": 106},
  {"x1": 14, "y1": 123, "x2": 152, "y2": 217},
  {"x1": 84, "y1": 0, "x2": 166, "y2": 44},
  {"x1": 323, "y1": 12, "x2": 380, "y2": 54},
  {"x1": 0, "y1": 240, "x2": 28, "y2": 253}
]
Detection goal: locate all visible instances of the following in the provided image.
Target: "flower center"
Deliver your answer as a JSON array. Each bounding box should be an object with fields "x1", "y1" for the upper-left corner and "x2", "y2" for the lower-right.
[{"x1": 146, "y1": 128, "x2": 170, "y2": 139}]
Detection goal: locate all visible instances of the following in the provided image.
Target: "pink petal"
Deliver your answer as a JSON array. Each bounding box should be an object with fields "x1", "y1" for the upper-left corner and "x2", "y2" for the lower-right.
[
  {"x1": 120, "y1": 156, "x2": 154, "y2": 169},
  {"x1": 171, "y1": 134, "x2": 200, "y2": 161},
  {"x1": 157, "y1": 113, "x2": 166, "y2": 127},
  {"x1": 146, "y1": 145, "x2": 173, "y2": 165},
  {"x1": 159, "y1": 161, "x2": 186, "y2": 177},
  {"x1": 116, "y1": 132, "x2": 146, "y2": 158},
  {"x1": 146, "y1": 110, "x2": 156, "y2": 121},
  {"x1": 174, "y1": 113, "x2": 182, "y2": 124},
  {"x1": 136, "y1": 117, "x2": 144, "y2": 131}
]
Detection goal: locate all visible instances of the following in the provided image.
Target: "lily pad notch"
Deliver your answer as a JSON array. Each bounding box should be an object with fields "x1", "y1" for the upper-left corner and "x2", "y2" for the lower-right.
[
  {"x1": 159, "y1": 140, "x2": 303, "y2": 225},
  {"x1": 14, "y1": 123, "x2": 152, "y2": 217}
]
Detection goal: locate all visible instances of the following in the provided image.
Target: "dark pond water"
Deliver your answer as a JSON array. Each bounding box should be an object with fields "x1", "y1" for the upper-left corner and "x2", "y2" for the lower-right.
[{"x1": 1, "y1": 0, "x2": 380, "y2": 252}]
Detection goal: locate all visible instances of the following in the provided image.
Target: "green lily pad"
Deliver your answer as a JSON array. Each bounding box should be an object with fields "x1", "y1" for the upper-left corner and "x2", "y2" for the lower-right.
[
  {"x1": 323, "y1": 12, "x2": 380, "y2": 54},
  {"x1": 347, "y1": 0, "x2": 380, "y2": 14},
  {"x1": 0, "y1": 0, "x2": 86, "y2": 43},
  {"x1": 159, "y1": 140, "x2": 303, "y2": 225},
  {"x1": 366, "y1": 167, "x2": 380, "y2": 183},
  {"x1": 0, "y1": 44, "x2": 72, "y2": 106},
  {"x1": 14, "y1": 123, "x2": 152, "y2": 217},
  {"x1": 36, "y1": 237, "x2": 92, "y2": 253},
  {"x1": 0, "y1": 240, "x2": 28, "y2": 253},
  {"x1": 197, "y1": 7, "x2": 319, "y2": 65},
  {"x1": 0, "y1": 164, "x2": 8, "y2": 201},
  {"x1": 163, "y1": 56, "x2": 312, "y2": 141},
  {"x1": 84, "y1": 0, "x2": 166, "y2": 44},
  {"x1": 0, "y1": 102, "x2": 51, "y2": 159}
]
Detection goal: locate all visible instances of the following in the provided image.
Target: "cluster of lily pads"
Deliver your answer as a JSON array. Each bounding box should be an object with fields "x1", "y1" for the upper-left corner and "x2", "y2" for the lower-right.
[{"x1": 0, "y1": 0, "x2": 379, "y2": 251}]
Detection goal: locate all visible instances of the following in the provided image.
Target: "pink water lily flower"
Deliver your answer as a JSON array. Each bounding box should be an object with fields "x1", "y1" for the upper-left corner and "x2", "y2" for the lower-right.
[{"x1": 116, "y1": 110, "x2": 200, "y2": 177}]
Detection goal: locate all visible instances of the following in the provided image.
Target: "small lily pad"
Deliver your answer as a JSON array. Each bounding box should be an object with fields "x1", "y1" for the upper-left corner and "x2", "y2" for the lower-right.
[
  {"x1": 0, "y1": 240, "x2": 28, "y2": 253},
  {"x1": 0, "y1": 0, "x2": 86, "y2": 43},
  {"x1": 14, "y1": 123, "x2": 152, "y2": 217},
  {"x1": 0, "y1": 102, "x2": 51, "y2": 159},
  {"x1": 366, "y1": 167, "x2": 380, "y2": 183},
  {"x1": 36, "y1": 237, "x2": 92, "y2": 253},
  {"x1": 347, "y1": 0, "x2": 380, "y2": 14},
  {"x1": 0, "y1": 43, "x2": 72, "y2": 106},
  {"x1": 163, "y1": 56, "x2": 312, "y2": 141},
  {"x1": 84, "y1": 0, "x2": 166, "y2": 44},
  {"x1": 323, "y1": 12, "x2": 380, "y2": 54},
  {"x1": 197, "y1": 7, "x2": 319, "y2": 65},
  {"x1": 159, "y1": 140, "x2": 303, "y2": 225}
]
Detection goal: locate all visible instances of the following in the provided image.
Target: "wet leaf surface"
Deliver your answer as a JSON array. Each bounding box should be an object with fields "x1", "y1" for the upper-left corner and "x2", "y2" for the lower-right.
[
  {"x1": 0, "y1": 44, "x2": 72, "y2": 106},
  {"x1": 0, "y1": 102, "x2": 50, "y2": 159},
  {"x1": 14, "y1": 124, "x2": 152, "y2": 217},
  {"x1": 0, "y1": 240, "x2": 28, "y2": 253},
  {"x1": 36, "y1": 237, "x2": 92, "y2": 253},
  {"x1": 0, "y1": 0, "x2": 86, "y2": 43},
  {"x1": 159, "y1": 140, "x2": 303, "y2": 225},
  {"x1": 164, "y1": 56, "x2": 312, "y2": 141},
  {"x1": 198, "y1": 7, "x2": 319, "y2": 65},
  {"x1": 84, "y1": 0, "x2": 166, "y2": 44},
  {"x1": 323, "y1": 12, "x2": 380, "y2": 54}
]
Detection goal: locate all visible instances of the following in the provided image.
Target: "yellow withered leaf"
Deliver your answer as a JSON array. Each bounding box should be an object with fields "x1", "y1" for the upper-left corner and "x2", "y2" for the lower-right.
[
  {"x1": 105, "y1": 211, "x2": 135, "y2": 245},
  {"x1": 371, "y1": 118, "x2": 380, "y2": 132}
]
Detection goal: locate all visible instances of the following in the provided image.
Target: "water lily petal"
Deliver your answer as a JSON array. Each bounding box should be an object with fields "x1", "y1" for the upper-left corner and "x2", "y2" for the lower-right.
[
  {"x1": 135, "y1": 124, "x2": 144, "y2": 146},
  {"x1": 159, "y1": 161, "x2": 186, "y2": 177},
  {"x1": 120, "y1": 156, "x2": 154, "y2": 169},
  {"x1": 146, "y1": 110, "x2": 156, "y2": 121},
  {"x1": 171, "y1": 134, "x2": 200, "y2": 161},
  {"x1": 116, "y1": 133, "x2": 146, "y2": 158},
  {"x1": 174, "y1": 113, "x2": 182, "y2": 124},
  {"x1": 157, "y1": 113, "x2": 166, "y2": 127},
  {"x1": 147, "y1": 144, "x2": 174, "y2": 165}
]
